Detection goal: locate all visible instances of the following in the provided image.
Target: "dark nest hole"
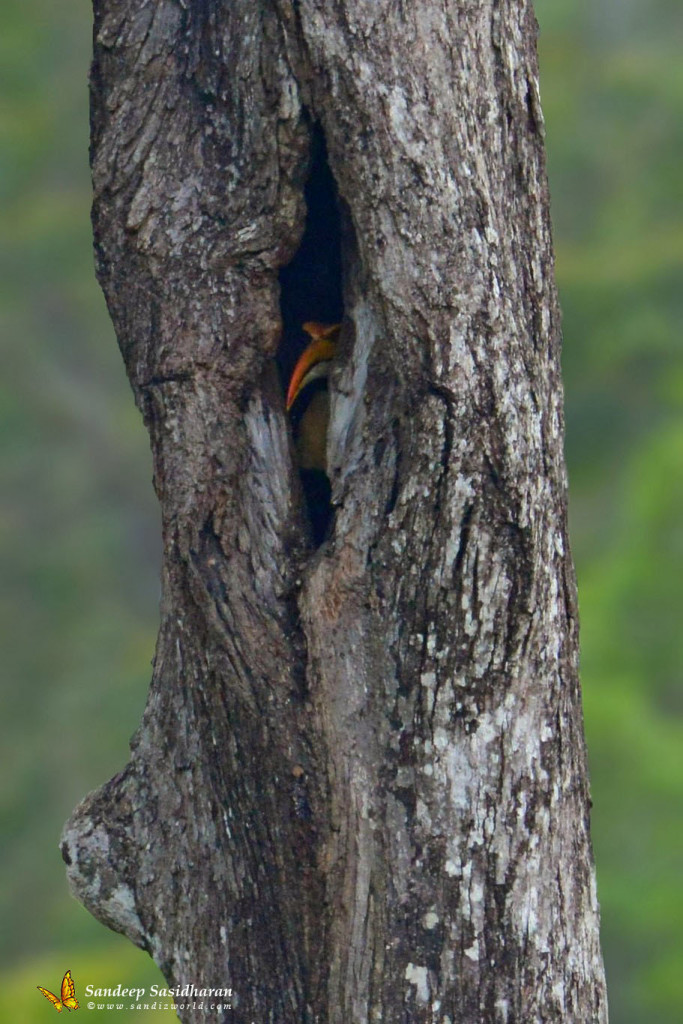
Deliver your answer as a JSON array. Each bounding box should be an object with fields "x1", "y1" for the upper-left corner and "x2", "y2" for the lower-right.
[{"x1": 278, "y1": 127, "x2": 344, "y2": 546}]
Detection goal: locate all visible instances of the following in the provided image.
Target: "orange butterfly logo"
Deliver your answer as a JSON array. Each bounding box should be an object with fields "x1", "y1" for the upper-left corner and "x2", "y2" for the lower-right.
[{"x1": 37, "y1": 970, "x2": 79, "y2": 1012}]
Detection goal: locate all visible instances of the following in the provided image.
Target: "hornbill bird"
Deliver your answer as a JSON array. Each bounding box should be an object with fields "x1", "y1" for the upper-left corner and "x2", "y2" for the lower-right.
[{"x1": 286, "y1": 321, "x2": 340, "y2": 544}]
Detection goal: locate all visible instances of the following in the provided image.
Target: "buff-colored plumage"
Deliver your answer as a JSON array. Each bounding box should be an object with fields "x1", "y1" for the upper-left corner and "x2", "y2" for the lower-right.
[{"x1": 287, "y1": 322, "x2": 340, "y2": 473}]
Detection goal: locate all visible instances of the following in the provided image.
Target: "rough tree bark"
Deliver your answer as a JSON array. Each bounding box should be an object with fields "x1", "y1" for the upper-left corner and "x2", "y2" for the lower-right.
[{"x1": 62, "y1": 1, "x2": 608, "y2": 1022}]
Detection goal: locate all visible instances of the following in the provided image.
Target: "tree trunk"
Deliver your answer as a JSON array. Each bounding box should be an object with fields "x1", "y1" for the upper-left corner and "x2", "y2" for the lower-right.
[{"x1": 62, "y1": 1, "x2": 608, "y2": 1021}]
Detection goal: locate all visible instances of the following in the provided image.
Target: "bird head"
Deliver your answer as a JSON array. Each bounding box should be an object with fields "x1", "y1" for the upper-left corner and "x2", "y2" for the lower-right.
[{"x1": 286, "y1": 322, "x2": 341, "y2": 412}]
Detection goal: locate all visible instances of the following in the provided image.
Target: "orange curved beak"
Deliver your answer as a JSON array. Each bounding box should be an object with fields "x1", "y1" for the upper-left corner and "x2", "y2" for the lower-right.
[{"x1": 285, "y1": 323, "x2": 340, "y2": 411}]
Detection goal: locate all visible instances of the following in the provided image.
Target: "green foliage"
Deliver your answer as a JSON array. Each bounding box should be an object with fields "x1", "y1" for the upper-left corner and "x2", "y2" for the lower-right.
[
  {"x1": 1, "y1": 1, "x2": 680, "y2": 1019},
  {"x1": 537, "y1": 1, "x2": 683, "y2": 1019},
  {"x1": 1, "y1": 0, "x2": 162, "y2": 1001}
]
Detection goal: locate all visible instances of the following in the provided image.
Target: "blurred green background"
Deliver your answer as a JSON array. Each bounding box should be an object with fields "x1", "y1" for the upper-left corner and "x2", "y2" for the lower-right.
[{"x1": 1, "y1": 0, "x2": 680, "y2": 1020}]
